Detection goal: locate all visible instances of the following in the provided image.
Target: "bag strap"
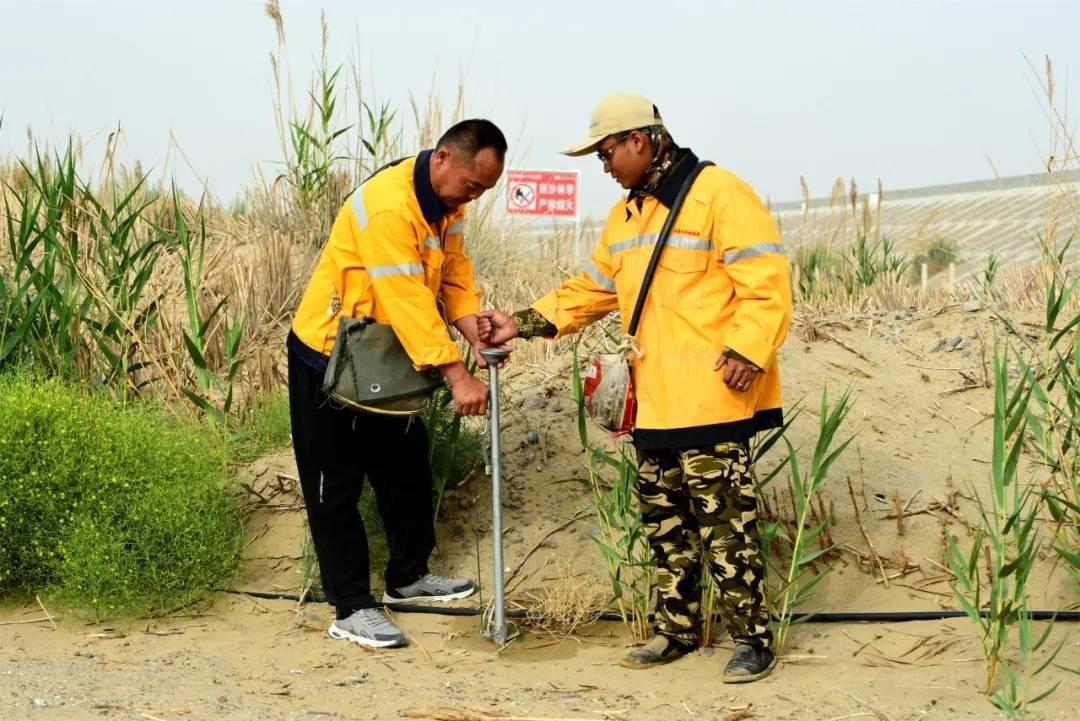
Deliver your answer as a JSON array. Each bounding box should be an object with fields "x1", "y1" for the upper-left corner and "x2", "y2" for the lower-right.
[
  {"x1": 627, "y1": 161, "x2": 714, "y2": 337},
  {"x1": 326, "y1": 318, "x2": 366, "y2": 391}
]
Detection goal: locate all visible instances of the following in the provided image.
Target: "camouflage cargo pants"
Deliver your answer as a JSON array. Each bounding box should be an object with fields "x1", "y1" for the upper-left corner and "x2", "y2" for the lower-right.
[{"x1": 636, "y1": 441, "x2": 772, "y2": 650}]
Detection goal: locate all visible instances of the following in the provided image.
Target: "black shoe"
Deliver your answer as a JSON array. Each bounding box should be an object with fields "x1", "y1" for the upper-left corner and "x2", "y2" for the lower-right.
[
  {"x1": 619, "y1": 635, "x2": 695, "y2": 670},
  {"x1": 722, "y1": 642, "x2": 776, "y2": 683}
]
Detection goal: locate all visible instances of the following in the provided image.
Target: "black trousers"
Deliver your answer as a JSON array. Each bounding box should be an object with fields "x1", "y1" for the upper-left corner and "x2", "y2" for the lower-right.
[{"x1": 287, "y1": 346, "x2": 436, "y2": 610}]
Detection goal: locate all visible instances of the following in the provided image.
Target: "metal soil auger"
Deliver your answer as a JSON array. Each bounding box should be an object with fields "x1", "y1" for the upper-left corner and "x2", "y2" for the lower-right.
[{"x1": 479, "y1": 346, "x2": 514, "y2": 645}]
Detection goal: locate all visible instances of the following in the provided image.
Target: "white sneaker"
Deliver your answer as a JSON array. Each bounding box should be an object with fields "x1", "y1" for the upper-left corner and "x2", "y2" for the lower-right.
[
  {"x1": 382, "y1": 572, "x2": 476, "y2": 603},
  {"x1": 328, "y1": 608, "x2": 407, "y2": 648}
]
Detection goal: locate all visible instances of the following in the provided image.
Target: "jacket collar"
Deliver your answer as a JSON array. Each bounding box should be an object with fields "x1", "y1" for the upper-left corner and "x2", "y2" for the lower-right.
[
  {"x1": 414, "y1": 149, "x2": 448, "y2": 225},
  {"x1": 651, "y1": 148, "x2": 699, "y2": 209}
]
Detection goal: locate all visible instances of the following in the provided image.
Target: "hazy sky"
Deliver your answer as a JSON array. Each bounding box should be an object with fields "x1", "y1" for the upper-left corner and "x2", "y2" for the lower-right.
[{"x1": 2, "y1": 0, "x2": 1078, "y2": 219}]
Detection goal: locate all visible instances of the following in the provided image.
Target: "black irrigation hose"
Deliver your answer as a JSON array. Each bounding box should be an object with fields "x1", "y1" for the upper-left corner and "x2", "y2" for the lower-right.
[{"x1": 221, "y1": 589, "x2": 1080, "y2": 623}]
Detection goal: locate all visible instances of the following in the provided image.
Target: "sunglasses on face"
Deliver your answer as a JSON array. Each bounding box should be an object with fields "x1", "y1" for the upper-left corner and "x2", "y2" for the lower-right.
[{"x1": 596, "y1": 133, "x2": 631, "y2": 163}]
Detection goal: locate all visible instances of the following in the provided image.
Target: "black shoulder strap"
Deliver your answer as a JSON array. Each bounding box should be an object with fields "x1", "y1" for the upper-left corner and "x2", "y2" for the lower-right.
[
  {"x1": 627, "y1": 161, "x2": 714, "y2": 337},
  {"x1": 344, "y1": 155, "x2": 411, "y2": 203}
]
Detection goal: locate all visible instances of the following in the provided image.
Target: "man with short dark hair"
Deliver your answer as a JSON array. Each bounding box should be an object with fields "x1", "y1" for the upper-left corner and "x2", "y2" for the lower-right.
[
  {"x1": 480, "y1": 95, "x2": 791, "y2": 681},
  {"x1": 288, "y1": 119, "x2": 507, "y2": 649}
]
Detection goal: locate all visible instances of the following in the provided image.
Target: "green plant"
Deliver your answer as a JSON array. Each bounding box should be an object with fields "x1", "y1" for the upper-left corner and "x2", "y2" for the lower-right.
[
  {"x1": 358, "y1": 100, "x2": 400, "y2": 178},
  {"x1": 1, "y1": 142, "x2": 166, "y2": 399},
  {"x1": 283, "y1": 62, "x2": 352, "y2": 213},
  {"x1": 584, "y1": 443, "x2": 655, "y2": 642},
  {"x1": 571, "y1": 344, "x2": 590, "y2": 450},
  {"x1": 950, "y1": 56, "x2": 1079, "y2": 712},
  {"x1": 77, "y1": 176, "x2": 164, "y2": 397},
  {"x1": 792, "y1": 242, "x2": 844, "y2": 299},
  {"x1": 1, "y1": 145, "x2": 89, "y2": 378},
  {"x1": 1015, "y1": 55, "x2": 1080, "y2": 598},
  {"x1": 846, "y1": 231, "x2": 908, "y2": 291},
  {"x1": 0, "y1": 177, "x2": 48, "y2": 370},
  {"x1": 426, "y1": 351, "x2": 485, "y2": 520},
  {"x1": 698, "y1": 574, "x2": 718, "y2": 647},
  {"x1": 993, "y1": 609, "x2": 1070, "y2": 718},
  {"x1": 266, "y1": 7, "x2": 353, "y2": 218},
  {"x1": 998, "y1": 236, "x2": 1080, "y2": 591},
  {"x1": 229, "y1": 390, "x2": 292, "y2": 462},
  {"x1": 983, "y1": 253, "x2": 1001, "y2": 297},
  {"x1": 1030, "y1": 337, "x2": 1080, "y2": 588},
  {"x1": 945, "y1": 347, "x2": 1065, "y2": 712},
  {"x1": 759, "y1": 387, "x2": 852, "y2": 655},
  {"x1": 170, "y1": 189, "x2": 246, "y2": 425},
  {"x1": 299, "y1": 533, "x2": 323, "y2": 602},
  {"x1": 0, "y1": 370, "x2": 242, "y2": 618},
  {"x1": 570, "y1": 347, "x2": 654, "y2": 641},
  {"x1": 426, "y1": 384, "x2": 484, "y2": 520},
  {"x1": 792, "y1": 231, "x2": 909, "y2": 299},
  {"x1": 911, "y1": 236, "x2": 960, "y2": 279}
]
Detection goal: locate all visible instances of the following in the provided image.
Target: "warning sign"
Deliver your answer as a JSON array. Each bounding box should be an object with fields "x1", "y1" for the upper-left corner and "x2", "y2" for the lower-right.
[
  {"x1": 506, "y1": 170, "x2": 579, "y2": 219},
  {"x1": 509, "y1": 182, "x2": 537, "y2": 211}
]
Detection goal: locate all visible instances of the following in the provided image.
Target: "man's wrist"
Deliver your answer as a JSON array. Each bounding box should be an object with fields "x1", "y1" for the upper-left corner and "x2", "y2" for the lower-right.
[
  {"x1": 723, "y1": 347, "x2": 762, "y2": 373},
  {"x1": 452, "y1": 314, "x2": 481, "y2": 347},
  {"x1": 438, "y1": 360, "x2": 470, "y2": 384}
]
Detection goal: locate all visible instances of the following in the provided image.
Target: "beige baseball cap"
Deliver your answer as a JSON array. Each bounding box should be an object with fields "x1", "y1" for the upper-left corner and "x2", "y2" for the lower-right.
[{"x1": 560, "y1": 92, "x2": 664, "y2": 156}]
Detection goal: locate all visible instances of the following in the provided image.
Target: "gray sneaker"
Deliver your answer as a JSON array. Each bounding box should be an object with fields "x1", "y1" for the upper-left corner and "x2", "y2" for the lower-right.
[
  {"x1": 382, "y1": 572, "x2": 476, "y2": 603},
  {"x1": 328, "y1": 608, "x2": 407, "y2": 648}
]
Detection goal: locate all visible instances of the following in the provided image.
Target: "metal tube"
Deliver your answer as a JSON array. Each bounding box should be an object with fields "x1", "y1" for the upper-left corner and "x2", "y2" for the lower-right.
[{"x1": 479, "y1": 348, "x2": 510, "y2": 644}]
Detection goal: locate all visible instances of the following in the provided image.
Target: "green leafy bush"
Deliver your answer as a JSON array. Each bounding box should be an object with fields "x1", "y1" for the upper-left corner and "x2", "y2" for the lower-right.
[
  {"x1": 0, "y1": 371, "x2": 243, "y2": 618},
  {"x1": 911, "y1": 235, "x2": 960, "y2": 279}
]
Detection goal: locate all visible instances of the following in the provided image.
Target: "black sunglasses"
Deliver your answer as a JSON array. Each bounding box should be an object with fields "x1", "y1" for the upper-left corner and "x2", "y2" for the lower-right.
[{"x1": 596, "y1": 133, "x2": 631, "y2": 163}]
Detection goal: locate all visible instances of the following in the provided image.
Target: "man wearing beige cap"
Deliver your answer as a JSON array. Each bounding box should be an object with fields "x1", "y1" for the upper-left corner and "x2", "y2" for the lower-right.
[{"x1": 479, "y1": 93, "x2": 791, "y2": 681}]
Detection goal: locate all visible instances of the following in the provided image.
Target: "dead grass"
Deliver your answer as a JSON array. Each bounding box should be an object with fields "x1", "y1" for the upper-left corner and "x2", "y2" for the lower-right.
[
  {"x1": 4, "y1": 131, "x2": 1074, "y2": 415},
  {"x1": 519, "y1": 561, "x2": 607, "y2": 638},
  {"x1": 3, "y1": 26, "x2": 1076, "y2": 415}
]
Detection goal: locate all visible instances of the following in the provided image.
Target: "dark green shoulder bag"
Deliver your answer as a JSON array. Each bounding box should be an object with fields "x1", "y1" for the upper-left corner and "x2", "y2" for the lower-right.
[{"x1": 322, "y1": 317, "x2": 444, "y2": 416}]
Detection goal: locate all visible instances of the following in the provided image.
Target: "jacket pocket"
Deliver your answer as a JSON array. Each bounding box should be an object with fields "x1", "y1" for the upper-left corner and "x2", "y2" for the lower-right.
[{"x1": 656, "y1": 250, "x2": 709, "y2": 308}]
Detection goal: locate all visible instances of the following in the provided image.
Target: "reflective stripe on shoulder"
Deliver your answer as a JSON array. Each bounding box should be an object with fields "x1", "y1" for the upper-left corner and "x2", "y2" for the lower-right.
[
  {"x1": 723, "y1": 242, "x2": 785, "y2": 265},
  {"x1": 368, "y1": 262, "x2": 424, "y2": 279},
  {"x1": 447, "y1": 220, "x2": 464, "y2": 235},
  {"x1": 584, "y1": 261, "x2": 616, "y2": 291},
  {"x1": 608, "y1": 233, "x2": 712, "y2": 256},
  {"x1": 350, "y1": 183, "x2": 368, "y2": 230},
  {"x1": 423, "y1": 236, "x2": 441, "y2": 250},
  {"x1": 608, "y1": 234, "x2": 651, "y2": 256}
]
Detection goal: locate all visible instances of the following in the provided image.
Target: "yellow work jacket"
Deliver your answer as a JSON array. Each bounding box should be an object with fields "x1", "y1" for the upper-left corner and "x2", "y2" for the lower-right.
[
  {"x1": 290, "y1": 153, "x2": 480, "y2": 370},
  {"x1": 532, "y1": 154, "x2": 792, "y2": 449}
]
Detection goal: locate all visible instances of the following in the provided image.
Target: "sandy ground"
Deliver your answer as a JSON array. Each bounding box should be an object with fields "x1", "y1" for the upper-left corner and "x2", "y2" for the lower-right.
[{"x1": 2, "y1": 306, "x2": 1078, "y2": 721}]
